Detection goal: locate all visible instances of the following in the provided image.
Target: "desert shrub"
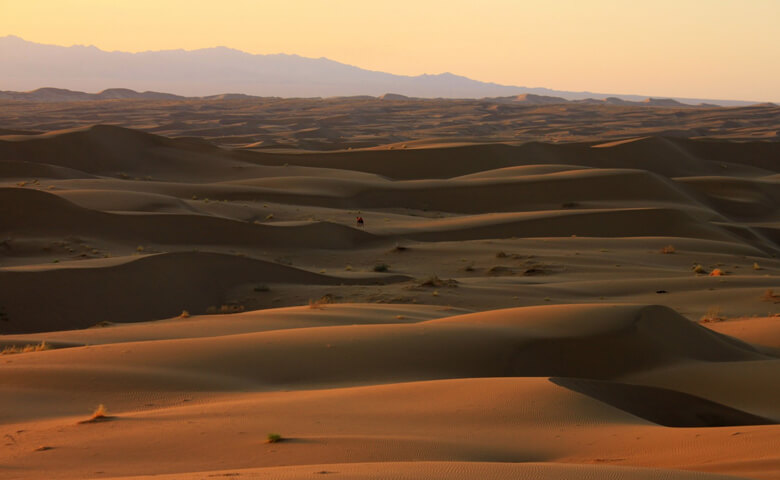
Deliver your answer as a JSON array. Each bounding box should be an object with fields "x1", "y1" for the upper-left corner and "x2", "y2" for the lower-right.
[
  {"x1": 219, "y1": 304, "x2": 245, "y2": 314},
  {"x1": 309, "y1": 294, "x2": 335, "y2": 309},
  {"x1": 699, "y1": 306, "x2": 724, "y2": 323},
  {"x1": 2, "y1": 342, "x2": 50, "y2": 355},
  {"x1": 692, "y1": 264, "x2": 707, "y2": 274},
  {"x1": 487, "y1": 265, "x2": 514, "y2": 276},
  {"x1": 78, "y1": 404, "x2": 112, "y2": 424},
  {"x1": 709, "y1": 268, "x2": 725, "y2": 276},
  {"x1": 761, "y1": 289, "x2": 780, "y2": 303},
  {"x1": 206, "y1": 305, "x2": 245, "y2": 314},
  {"x1": 418, "y1": 275, "x2": 458, "y2": 288},
  {"x1": 267, "y1": 433, "x2": 283, "y2": 443},
  {"x1": 660, "y1": 245, "x2": 676, "y2": 254},
  {"x1": 92, "y1": 404, "x2": 108, "y2": 419},
  {"x1": 373, "y1": 263, "x2": 390, "y2": 272}
]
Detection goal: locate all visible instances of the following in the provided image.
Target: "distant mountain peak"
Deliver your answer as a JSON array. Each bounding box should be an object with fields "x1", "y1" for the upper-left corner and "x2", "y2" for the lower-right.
[{"x1": 0, "y1": 36, "x2": 761, "y2": 106}]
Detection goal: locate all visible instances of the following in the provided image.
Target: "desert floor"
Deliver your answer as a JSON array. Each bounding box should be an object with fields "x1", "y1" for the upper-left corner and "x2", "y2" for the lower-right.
[{"x1": 0, "y1": 100, "x2": 779, "y2": 479}]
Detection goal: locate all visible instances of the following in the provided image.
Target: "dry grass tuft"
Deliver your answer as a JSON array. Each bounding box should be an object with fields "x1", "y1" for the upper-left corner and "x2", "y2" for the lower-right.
[
  {"x1": 220, "y1": 305, "x2": 245, "y2": 314},
  {"x1": 79, "y1": 404, "x2": 113, "y2": 424},
  {"x1": 417, "y1": 275, "x2": 458, "y2": 288},
  {"x1": 709, "y1": 268, "x2": 726, "y2": 277},
  {"x1": 761, "y1": 289, "x2": 780, "y2": 303},
  {"x1": 206, "y1": 304, "x2": 246, "y2": 314},
  {"x1": 93, "y1": 404, "x2": 108, "y2": 418},
  {"x1": 487, "y1": 265, "x2": 514, "y2": 276},
  {"x1": 660, "y1": 245, "x2": 676, "y2": 254},
  {"x1": 2, "y1": 342, "x2": 51, "y2": 355},
  {"x1": 699, "y1": 306, "x2": 725, "y2": 323},
  {"x1": 692, "y1": 264, "x2": 707, "y2": 274},
  {"x1": 522, "y1": 267, "x2": 545, "y2": 276},
  {"x1": 309, "y1": 294, "x2": 336, "y2": 309},
  {"x1": 179, "y1": 310, "x2": 191, "y2": 318}
]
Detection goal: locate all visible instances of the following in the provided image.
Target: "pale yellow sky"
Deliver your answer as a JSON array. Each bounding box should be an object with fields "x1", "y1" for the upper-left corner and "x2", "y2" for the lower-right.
[{"x1": 2, "y1": 0, "x2": 779, "y2": 101}]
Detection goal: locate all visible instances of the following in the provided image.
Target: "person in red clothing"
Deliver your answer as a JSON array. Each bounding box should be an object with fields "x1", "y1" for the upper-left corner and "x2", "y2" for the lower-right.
[{"x1": 356, "y1": 216, "x2": 364, "y2": 227}]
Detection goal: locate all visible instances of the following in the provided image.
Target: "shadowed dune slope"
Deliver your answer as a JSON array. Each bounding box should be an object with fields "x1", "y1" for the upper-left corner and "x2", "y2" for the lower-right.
[
  {"x1": 0, "y1": 188, "x2": 379, "y2": 249},
  {"x1": 56, "y1": 189, "x2": 202, "y2": 214},
  {"x1": 0, "y1": 159, "x2": 96, "y2": 180},
  {"x1": 230, "y1": 168, "x2": 704, "y2": 212},
  {"x1": 394, "y1": 208, "x2": 741, "y2": 244},
  {"x1": 675, "y1": 176, "x2": 780, "y2": 222},
  {"x1": 0, "y1": 125, "x2": 233, "y2": 176},
  {"x1": 549, "y1": 377, "x2": 775, "y2": 427},
  {"x1": 0, "y1": 253, "x2": 409, "y2": 333},
  {"x1": 0, "y1": 125, "x2": 296, "y2": 182},
  {"x1": 211, "y1": 169, "x2": 703, "y2": 217}
]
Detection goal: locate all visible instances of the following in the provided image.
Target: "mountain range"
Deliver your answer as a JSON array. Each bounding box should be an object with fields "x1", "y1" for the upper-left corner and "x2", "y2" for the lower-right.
[{"x1": 0, "y1": 36, "x2": 758, "y2": 106}]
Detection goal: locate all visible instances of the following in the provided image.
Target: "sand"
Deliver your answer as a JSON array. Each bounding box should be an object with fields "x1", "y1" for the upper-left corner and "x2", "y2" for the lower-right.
[{"x1": 0, "y1": 104, "x2": 778, "y2": 479}]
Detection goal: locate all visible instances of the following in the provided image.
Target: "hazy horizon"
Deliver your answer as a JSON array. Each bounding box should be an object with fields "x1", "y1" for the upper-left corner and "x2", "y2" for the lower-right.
[
  {"x1": 0, "y1": 35, "x2": 772, "y2": 105},
  {"x1": 2, "y1": 0, "x2": 779, "y2": 103}
]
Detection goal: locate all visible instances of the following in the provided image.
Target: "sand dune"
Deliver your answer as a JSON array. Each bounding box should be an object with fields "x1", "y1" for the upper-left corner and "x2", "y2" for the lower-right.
[
  {"x1": 1, "y1": 305, "x2": 765, "y2": 391},
  {"x1": 4, "y1": 126, "x2": 778, "y2": 182},
  {"x1": 384, "y1": 208, "x2": 754, "y2": 247},
  {"x1": 0, "y1": 188, "x2": 380, "y2": 250},
  {"x1": 2, "y1": 96, "x2": 778, "y2": 148},
  {"x1": 0, "y1": 114, "x2": 778, "y2": 480},
  {"x1": 0, "y1": 253, "x2": 409, "y2": 333},
  {"x1": 2, "y1": 377, "x2": 778, "y2": 479}
]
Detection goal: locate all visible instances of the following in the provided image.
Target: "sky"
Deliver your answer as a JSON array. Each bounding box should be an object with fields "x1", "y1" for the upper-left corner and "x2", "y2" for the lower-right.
[{"x1": 2, "y1": 0, "x2": 779, "y2": 102}]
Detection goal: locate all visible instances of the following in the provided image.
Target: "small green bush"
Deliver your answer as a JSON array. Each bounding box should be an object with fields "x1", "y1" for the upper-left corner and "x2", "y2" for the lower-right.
[{"x1": 373, "y1": 263, "x2": 389, "y2": 272}]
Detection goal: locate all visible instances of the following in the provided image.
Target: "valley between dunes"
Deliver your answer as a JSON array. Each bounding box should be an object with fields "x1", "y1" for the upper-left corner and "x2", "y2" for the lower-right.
[{"x1": 0, "y1": 119, "x2": 778, "y2": 479}]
